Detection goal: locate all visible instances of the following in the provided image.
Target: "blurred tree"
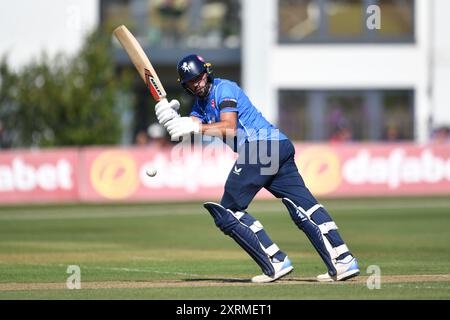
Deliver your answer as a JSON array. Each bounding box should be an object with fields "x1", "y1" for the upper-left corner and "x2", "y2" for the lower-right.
[
  {"x1": 0, "y1": 57, "x2": 18, "y2": 148},
  {"x1": 0, "y1": 27, "x2": 132, "y2": 148}
]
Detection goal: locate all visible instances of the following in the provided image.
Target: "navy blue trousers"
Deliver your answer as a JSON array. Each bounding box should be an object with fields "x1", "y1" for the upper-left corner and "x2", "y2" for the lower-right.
[
  {"x1": 221, "y1": 139, "x2": 318, "y2": 211},
  {"x1": 220, "y1": 139, "x2": 350, "y2": 263}
]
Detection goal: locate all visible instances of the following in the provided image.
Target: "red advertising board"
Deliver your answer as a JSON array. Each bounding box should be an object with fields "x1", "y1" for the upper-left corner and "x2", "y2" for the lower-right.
[
  {"x1": 0, "y1": 148, "x2": 79, "y2": 203},
  {"x1": 1, "y1": 143, "x2": 450, "y2": 204},
  {"x1": 79, "y1": 144, "x2": 237, "y2": 202},
  {"x1": 295, "y1": 143, "x2": 450, "y2": 197}
]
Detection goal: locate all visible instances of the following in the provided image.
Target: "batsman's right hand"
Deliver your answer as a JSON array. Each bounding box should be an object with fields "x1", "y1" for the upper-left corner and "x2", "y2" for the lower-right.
[{"x1": 155, "y1": 99, "x2": 180, "y2": 126}]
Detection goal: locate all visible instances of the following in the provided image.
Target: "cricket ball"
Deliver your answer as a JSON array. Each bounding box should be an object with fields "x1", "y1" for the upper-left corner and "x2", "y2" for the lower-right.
[{"x1": 146, "y1": 167, "x2": 157, "y2": 177}]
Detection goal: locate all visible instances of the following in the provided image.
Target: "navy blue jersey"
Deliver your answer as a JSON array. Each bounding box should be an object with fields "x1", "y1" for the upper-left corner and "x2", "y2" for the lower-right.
[{"x1": 189, "y1": 78, "x2": 287, "y2": 151}]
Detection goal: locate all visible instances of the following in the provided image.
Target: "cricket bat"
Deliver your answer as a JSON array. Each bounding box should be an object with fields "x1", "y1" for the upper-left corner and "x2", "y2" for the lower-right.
[{"x1": 113, "y1": 25, "x2": 167, "y2": 103}]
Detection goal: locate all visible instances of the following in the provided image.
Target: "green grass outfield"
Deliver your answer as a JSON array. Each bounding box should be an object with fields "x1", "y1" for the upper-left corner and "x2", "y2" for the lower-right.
[{"x1": 0, "y1": 196, "x2": 449, "y2": 300}]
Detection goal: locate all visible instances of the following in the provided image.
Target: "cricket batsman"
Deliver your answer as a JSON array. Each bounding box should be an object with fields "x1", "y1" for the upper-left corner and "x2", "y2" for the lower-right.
[{"x1": 155, "y1": 54, "x2": 360, "y2": 283}]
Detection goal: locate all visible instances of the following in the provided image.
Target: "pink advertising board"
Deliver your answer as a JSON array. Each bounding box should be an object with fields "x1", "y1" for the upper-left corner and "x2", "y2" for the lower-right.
[{"x1": 1, "y1": 143, "x2": 449, "y2": 204}]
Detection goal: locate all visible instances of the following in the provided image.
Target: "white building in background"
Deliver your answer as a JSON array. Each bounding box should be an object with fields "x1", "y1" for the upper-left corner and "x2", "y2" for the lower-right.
[
  {"x1": 2, "y1": 0, "x2": 449, "y2": 144},
  {"x1": 431, "y1": 0, "x2": 450, "y2": 131},
  {"x1": 0, "y1": 0, "x2": 98, "y2": 70},
  {"x1": 243, "y1": 0, "x2": 450, "y2": 143}
]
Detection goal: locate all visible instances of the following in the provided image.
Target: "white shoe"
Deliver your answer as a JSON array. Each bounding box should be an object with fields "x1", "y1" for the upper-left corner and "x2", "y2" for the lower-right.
[
  {"x1": 251, "y1": 257, "x2": 294, "y2": 283},
  {"x1": 317, "y1": 256, "x2": 360, "y2": 282}
]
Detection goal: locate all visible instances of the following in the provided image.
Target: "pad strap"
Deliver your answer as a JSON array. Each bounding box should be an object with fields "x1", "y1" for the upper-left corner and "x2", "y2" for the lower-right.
[
  {"x1": 249, "y1": 221, "x2": 263, "y2": 233},
  {"x1": 318, "y1": 221, "x2": 338, "y2": 234},
  {"x1": 265, "y1": 244, "x2": 280, "y2": 257}
]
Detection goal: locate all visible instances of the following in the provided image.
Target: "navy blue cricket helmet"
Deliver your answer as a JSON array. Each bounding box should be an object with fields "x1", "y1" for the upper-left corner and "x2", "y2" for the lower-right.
[{"x1": 177, "y1": 54, "x2": 213, "y2": 96}]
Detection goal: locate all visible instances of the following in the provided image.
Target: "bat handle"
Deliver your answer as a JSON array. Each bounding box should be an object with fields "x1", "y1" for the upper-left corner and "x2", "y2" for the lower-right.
[{"x1": 158, "y1": 97, "x2": 168, "y2": 104}]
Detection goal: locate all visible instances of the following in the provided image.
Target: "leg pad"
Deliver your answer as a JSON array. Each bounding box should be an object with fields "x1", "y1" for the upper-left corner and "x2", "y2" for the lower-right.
[
  {"x1": 282, "y1": 198, "x2": 337, "y2": 276},
  {"x1": 204, "y1": 202, "x2": 275, "y2": 277}
]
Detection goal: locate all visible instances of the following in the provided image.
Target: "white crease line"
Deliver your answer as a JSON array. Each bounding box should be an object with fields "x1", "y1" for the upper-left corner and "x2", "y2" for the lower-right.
[
  {"x1": 50, "y1": 263, "x2": 244, "y2": 280},
  {"x1": 55, "y1": 263, "x2": 204, "y2": 278}
]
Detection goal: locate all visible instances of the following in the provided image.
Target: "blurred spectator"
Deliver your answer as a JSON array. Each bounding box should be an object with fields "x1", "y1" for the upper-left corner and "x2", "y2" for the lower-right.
[
  {"x1": 329, "y1": 125, "x2": 353, "y2": 143},
  {"x1": 327, "y1": 109, "x2": 355, "y2": 143},
  {"x1": 135, "y1": 129, "x2": 150, "y2": 145},
  {"x1": 147, "y1": 123, "x2": 171, "y2": 149},
  {"x1": 383, "y1": 125, "x2": 403, "y2": 141},
  {"x1": 430, "y1": 126, "x2": 450, "y2": 144}
]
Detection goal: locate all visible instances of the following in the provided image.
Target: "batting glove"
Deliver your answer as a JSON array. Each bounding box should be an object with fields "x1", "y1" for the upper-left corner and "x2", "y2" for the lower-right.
[
  {"x1": 166, "y1": 117, "x2": 200, "y2": 141},
  {"x1": 155, "y1": 98, "x2": 180, "y2": 126}
]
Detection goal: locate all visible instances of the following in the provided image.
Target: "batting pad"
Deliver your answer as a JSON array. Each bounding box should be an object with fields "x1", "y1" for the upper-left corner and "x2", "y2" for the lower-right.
[
  {"x1": 282, "y1": 198, "x2": 337, "y2": 276},
  {"x1": 232, "y1": 211, "x2": 283, "y2": 259},
  {"x1": 203, "y1": 202, "x2": 275, "y2": 277}
]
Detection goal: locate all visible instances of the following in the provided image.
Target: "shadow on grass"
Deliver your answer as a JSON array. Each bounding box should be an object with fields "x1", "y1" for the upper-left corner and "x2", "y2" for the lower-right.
[
  {"x1": 182, "y1": 277, "x2": 319, "y2": 284},
  {"x1": 183, "y1": 278, "x2": 250, "y2": 283}
]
